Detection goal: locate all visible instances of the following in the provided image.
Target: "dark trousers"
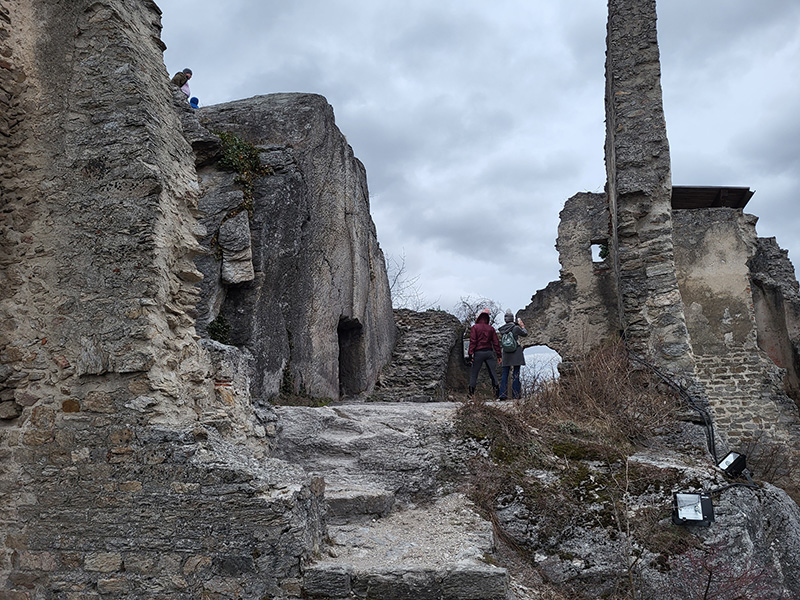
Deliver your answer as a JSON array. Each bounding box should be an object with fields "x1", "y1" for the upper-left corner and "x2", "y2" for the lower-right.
[
  {"x1": 500, "y1": 365, "x2": 521, "y2": 399},
  {"x1": 469, "y1": 349, "x2": 499, "y2": 388}
]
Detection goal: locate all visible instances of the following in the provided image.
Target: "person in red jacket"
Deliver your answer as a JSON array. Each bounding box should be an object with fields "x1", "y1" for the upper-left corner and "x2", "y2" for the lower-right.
[{"x1": 468, "y1": 308, "x2": 502, "y2": 398}]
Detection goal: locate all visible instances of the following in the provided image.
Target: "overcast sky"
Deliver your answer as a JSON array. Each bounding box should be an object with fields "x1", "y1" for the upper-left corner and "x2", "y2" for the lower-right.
[{"x1": 160, "y1": 0, "x2": 800, "y2": 318}]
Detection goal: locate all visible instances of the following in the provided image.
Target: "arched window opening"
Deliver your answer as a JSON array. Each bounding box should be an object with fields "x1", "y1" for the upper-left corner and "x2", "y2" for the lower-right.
[{"x1": 522, "y1": 345, "x2": 562, "y2": 383}]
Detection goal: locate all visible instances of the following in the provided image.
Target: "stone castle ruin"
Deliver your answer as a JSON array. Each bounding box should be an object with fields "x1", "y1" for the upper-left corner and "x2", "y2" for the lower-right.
[
  {"x1": 1, "y1": 0, "x2": 800, "y2": 598},
  {"x1": 519, "y1": 0, "x2": 800, "y2": 467}
]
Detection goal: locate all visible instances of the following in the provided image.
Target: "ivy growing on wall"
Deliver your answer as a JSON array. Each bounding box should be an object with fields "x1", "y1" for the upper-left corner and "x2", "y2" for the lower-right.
[{"x1": 215, "y1": 131, "x2": 274, "y2": 216}]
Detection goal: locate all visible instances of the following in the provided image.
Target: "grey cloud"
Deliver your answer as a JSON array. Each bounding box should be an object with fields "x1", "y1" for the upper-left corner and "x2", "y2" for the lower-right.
[{"x1": 160, "y1": 0, "x2": 800, "y2": 313}]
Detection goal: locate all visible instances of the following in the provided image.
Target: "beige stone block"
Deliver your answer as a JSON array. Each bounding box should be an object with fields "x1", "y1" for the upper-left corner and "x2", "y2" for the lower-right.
[
  {"x1": 84, "y1": 552, "x2": 121, "y2": 572},
  {"x1": 97, "y1": 577, "x2": 130, "y2": 594},
  {"x1": 82, "y1": 391, "x2": 114, "y2": 413},
  {"x1": 123, "y1": 553, "x2": 157, "y2": 575},
  {"x1": 118, "y1": 480, "x2": 142, "y2": 492},
  {"x1": 18, "y1": 551, "x2": 57, "y2": 571},
  {"x1": 183, "y1": 554, "x2": 211, "y2": 574},
  {"x1": 171, "y1": 482, "x2": 200, "y2": 493}
]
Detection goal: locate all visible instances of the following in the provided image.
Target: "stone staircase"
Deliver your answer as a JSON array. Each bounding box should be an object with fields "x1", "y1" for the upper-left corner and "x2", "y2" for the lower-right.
[{"x1": 272, "y1": 403, "x2": 511, "y2": 600}]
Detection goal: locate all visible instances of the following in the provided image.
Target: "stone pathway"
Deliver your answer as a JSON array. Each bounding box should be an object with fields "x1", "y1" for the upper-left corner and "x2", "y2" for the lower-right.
[{"x1": 272, "y1": 403, "x2": 511, "y2": 600}]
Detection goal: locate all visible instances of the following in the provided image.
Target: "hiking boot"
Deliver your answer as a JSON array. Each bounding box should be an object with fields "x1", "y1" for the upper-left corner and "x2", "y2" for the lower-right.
[{"x1": 468, "y1": 386, "x2": 476, "y2": 397}]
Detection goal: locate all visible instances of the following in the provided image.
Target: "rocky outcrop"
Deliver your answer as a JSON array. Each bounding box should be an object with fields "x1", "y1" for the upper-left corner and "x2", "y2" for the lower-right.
[
  {"x1": 192, "y1": 94, "x2": 395, "y2": 402},
  {"x1": 490, "y1": 441, "x2": 800, "y2": 599},
  {"x1": 371, "y1": 309, "x2": 469, "y2": 402}
]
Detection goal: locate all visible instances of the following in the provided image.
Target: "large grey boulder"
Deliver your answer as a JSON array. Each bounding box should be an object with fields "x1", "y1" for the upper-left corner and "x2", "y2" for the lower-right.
[{"x1": 194, "y1": 94, "x2": 395, "y2": 402}]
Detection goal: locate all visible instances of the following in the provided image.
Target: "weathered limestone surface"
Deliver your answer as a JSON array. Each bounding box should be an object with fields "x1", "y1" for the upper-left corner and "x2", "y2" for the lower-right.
[
  {"x1": 371, "y1": 309, "x2": 469, "y2": 402},
  {"x1": 0, "y1": 2, "x2": 324, "y2": 597},
  {"x1": 272, "y1": 403, "x2": 509, "y2": 600},
  {"x1": 519, "y1": 193, "x2": 619, "y2": 360},
  {"x1": 604, "y1": 0, "x2": 695, "y2": 373},
  {"x1": 193, "y1": 94, "x2": 396, "y2": 402}
]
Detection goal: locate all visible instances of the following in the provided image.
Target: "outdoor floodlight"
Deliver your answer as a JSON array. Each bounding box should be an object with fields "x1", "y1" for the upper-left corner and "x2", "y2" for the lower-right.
[
  {"x1": 672, "y1": 492, "x2": 714, "y2": 527},
  {"x1": 717, "y1": 451, "x2": 747, "y2": 478}
]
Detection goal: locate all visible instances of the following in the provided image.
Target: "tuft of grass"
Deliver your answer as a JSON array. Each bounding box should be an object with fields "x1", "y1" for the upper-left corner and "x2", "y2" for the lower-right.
[
  {"x1": 213, "y1": 131, "x2": 274, "y2": 222},
  {"x1": 217, "y1": 131, "x2": 270, "y2": 182},
  {"x1": 207, "y1": 314, "x2": 231, "y2": 345}
]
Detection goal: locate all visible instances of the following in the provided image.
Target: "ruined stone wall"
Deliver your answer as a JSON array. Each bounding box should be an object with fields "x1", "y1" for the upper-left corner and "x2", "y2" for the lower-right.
[
  {"x1": 750, "y1": 237, "x2": 800, "y2": 402},
  {"x1": 519, "y1": 193, "x2": 619, "y2": 360},
  {"x1": 604, "y1": 0, "x2": 694, "y2": 374},
  {"x1": 370, "y1": 309, "x2": 468, "y2": 402},
  {"x1": 673, "y1": 209, "x2": 800, "y2": 456},
  {"x1": 0, "y1": 2, "x2": 324, "y2": 596}
]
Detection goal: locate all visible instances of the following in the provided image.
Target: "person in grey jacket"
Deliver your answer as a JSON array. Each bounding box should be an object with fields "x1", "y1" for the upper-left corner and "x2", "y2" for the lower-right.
[{"x1": 497, "y1": 309, "x2": 528, "y2": 399}]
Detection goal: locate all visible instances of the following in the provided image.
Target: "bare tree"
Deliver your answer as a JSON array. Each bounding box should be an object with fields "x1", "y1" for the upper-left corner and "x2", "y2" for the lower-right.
[
  {"x1": 385, "y1": 251, "x2": 437, "y2": 310},
  {"x1": 454, "y1": 295, "x2": 503, "y2": 328}
]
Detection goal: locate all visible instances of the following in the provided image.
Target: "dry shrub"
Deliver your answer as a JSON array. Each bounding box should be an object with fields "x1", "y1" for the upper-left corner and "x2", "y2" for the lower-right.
[
  {"x1": 739, "y1": 431, "x2": 800, "y2": 501},
  {"x1": 455, "y1": 342, "x2": 685, "y2": 595},
  {"x1": 520, "y1": 342, "x2": 680, "y2": 447}
]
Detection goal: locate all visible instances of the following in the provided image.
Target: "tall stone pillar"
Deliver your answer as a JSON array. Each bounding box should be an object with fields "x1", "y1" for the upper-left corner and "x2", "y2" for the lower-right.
[{"x1": 604, "y1": 0, "x2": 695, "y2": 373}]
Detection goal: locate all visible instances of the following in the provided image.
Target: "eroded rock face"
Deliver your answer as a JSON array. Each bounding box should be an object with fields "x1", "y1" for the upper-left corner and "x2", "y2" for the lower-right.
[{"x1": 193, "y1": 94, "x2": 395, "y2": 402}]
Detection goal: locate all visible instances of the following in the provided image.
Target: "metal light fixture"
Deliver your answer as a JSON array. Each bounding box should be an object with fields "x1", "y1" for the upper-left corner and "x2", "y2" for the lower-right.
[
  {"x1": 717, "y1": 451, "x2": 747, "y2": 478},
  {"x1": 672, "y1": 492, "x2": 714, "y2": 527}
]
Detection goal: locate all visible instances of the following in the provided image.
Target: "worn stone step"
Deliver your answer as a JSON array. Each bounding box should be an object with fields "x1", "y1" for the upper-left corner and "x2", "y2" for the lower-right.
[
  {"x1": 273, "y1": 404, "x2": 466, "y2": 504},
  {"x1": 324, "y1": 483, "x2": 395, "y2": 525},
  {"x1": 302, "y1": 494, "x2": 508, "y2": 600},
  {"x1": 303, "y1": 563, "x2": 508, "y2": 600}
]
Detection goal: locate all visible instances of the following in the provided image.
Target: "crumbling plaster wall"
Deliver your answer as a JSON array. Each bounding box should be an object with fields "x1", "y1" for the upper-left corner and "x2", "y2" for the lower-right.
[{"x1": 673, "y1": 209, "x2": 800, "y2": 453}]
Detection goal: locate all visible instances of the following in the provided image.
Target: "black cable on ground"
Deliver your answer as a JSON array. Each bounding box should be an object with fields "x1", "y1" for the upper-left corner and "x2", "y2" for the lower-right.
[{"x1": 626, "y1": 351, "x2": 718, "y2": 463}]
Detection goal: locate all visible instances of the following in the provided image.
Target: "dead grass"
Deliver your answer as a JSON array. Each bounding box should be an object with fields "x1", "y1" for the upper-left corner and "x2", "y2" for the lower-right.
[
  {"x1": 454, "y1": 342, "x2": 686, "y2": 595},
  {"x1": 520, "y1": 342, "x2": 680, "y2": 447}
]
